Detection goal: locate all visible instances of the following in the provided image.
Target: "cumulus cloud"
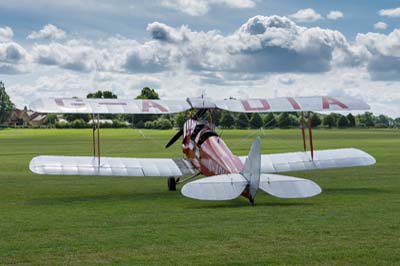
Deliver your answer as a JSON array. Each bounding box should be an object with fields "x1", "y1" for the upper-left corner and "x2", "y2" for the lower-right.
[
  {"x1": 289, "y1": 8, "x2": 322, "y2": 22},
  {"x1": 146, "y1": 22, "x2": 187, "y2": 43},
  {"x1": 32, "y1": 39, "x2": 112, "y2": 72},
  {"x1": 0, "y1": 42, "x2": 30, "y2": 74},
  {"x1": 374, "y1": 22, "x2": 388, "y2": 30},
  {"x1": 27, "y1": 16, "x2": 360, "y2": 75},
  {"x1": 379, "y1": 7, "x2": 400, "y2": 17},
  {"x1": 0, "y1": 26, "x2": 13, "y2": 42},
  {"x1": 28, "y1": 24, "x2": 66, "y2": 40},
  {"x1": 123, "y1": 42, "x2": 178, "y2": 73},
  {"x1": 356, "y1": 29, "x2": 400, "y2": 80},
  {"x1": 327, "y1": 11, "x2": 344, "y2": 20},
  {"x1": 161, "y1": 0, "x2": 255, "y2": 16}
]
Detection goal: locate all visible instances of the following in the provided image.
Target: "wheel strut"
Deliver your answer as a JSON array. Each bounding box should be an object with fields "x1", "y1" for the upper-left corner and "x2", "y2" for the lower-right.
[{"x1": 167, "y1": 176, "x2": 176, "y2": 191}]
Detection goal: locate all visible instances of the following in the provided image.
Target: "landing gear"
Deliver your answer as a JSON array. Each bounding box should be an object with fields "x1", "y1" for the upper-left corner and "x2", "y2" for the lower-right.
[{"x1": 167, "y1": 176, "x2": 176, "y2": 191}]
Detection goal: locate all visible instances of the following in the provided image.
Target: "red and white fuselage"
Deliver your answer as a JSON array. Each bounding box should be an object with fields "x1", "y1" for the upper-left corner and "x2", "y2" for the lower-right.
[{"x1": 182, "y1": 120, "x2": 243, "y2": 176}]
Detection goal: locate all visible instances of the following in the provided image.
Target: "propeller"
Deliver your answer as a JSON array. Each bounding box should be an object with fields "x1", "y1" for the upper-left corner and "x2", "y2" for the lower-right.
[
  {"x1": 165, "y1": 128, "x2": 183, "y2": 148},
  {"x1": 165, "y1": 109, "x2": 208, "y2": 148}
]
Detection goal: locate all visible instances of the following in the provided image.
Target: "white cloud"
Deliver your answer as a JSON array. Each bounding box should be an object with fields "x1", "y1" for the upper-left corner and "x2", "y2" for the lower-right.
[
  {"x1": 161, "y1": 0, "x2": 255, "y2": 16},
  {"x1": 379, "y1": 7, "x2": 400, "y2": 17},
  {"x1": 327, "y1": 11, "x2": 344, "y2": 20},
  {"x1": 356, "y1": 29, "x2": 400, "y2": 80},
  {"x1": 0, "y1": 42, "x2": 30, "y2": 74},
  {"x1": 2, "y1": 14, "x2": 400, "y2": 117},
  {"x1": 0, "y1": 26, "x2": 13, "y2": 42},
  {"x1": 25, "y1": 16, "x2": 361, "y2": 76},
  {"x1": 27, "y1": 24, "x2": 66, "y2": 40},
  {"x1": 374, "y1": 21, "x2": 388, "y2": 30},
  {"x1": 289, "y1": 8, "x2": 322, "y2": 22}
]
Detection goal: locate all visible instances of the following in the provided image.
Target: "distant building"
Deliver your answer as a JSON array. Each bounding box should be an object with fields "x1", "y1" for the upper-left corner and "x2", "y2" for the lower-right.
[{"x1": 8, "y1": 106, "x2": 48, "y2": 127}]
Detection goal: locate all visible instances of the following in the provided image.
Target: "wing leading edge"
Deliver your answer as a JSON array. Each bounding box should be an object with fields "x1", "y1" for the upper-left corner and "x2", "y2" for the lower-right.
[
  {"x1": 29, "y1": 96, "x2": 369, "y2": 114},
  {"x1": 239, "y1": 148, "x2": 376, "y2": 173},
  {"x1": 29, "y1": 98, "x2": 191, "y2": 114},
  {"x1": 30, "y1": 156, "x2": 196, "y2": 177}
]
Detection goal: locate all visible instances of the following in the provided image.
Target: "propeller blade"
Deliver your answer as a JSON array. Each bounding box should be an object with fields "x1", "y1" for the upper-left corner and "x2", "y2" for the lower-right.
[{"x1": 165, "y1": 128, "x2": 184, "y2": 148}]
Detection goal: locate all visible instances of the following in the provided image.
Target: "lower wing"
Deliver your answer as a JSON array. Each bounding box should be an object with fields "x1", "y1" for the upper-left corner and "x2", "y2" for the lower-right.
[
  {"x1": 30, "y1": 156, "x2": 196, "y2": 177},
  {"x1": 239, "y1": 148, "x2": 375, "y2": 173}
]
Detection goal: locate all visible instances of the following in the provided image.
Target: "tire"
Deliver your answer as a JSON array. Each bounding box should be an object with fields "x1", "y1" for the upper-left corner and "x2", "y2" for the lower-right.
[{"x1": 167, "y1": 176, "x2": 176, "y2": 191}]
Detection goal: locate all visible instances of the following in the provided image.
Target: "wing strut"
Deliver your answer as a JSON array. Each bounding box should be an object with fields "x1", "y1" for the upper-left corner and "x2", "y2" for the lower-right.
[
  {"x1": 92, "y1": 114, "x2": 96, "y2": 157},
  {"x1": 91, "y1": 114, "x2": 101, "y2": 166},
  {"x1": 307, "y1": 111, "x2": 314, "y2": 160},
  {"x1": 301, "y1": 112, "x2": 307, "y2": 152},
  {"x1": 300, "y1": 112, "x2": 314, "y2": 160},
  {"x1": 97, "y1": 113, "x2": 101, "y2": 166}
]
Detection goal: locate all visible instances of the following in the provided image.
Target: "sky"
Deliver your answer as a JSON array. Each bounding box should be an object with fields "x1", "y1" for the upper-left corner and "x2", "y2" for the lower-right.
[{"x1": 0, "y1": 0, "x2": 399, "y2": 117}]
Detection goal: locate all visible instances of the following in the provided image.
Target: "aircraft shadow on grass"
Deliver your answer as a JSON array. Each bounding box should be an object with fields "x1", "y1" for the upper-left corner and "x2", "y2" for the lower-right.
[{"x1": 188, "y1": 201, "x2": 314, "y2": 209}]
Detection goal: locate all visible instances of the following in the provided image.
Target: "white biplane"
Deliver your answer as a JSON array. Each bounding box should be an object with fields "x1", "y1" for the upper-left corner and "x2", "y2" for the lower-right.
[{"x1": 29, "y1": 96, "x2": 376, "y2": 204}]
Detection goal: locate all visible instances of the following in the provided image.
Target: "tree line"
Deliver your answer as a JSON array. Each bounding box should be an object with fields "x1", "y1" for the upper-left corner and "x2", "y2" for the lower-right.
[{"x1": 0, "y1": 82, "x2": 399, "y2": 129}]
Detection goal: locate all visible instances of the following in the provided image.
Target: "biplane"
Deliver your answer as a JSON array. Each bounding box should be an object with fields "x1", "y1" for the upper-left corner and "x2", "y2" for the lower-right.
[{"x1": 29, "y1": 96, "x2": 376, "y2": 204}]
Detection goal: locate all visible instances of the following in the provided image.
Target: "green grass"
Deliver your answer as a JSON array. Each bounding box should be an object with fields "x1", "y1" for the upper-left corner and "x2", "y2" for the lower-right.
[{"x1": 0, "y1": 128, "x2": 399, "y2": 265}]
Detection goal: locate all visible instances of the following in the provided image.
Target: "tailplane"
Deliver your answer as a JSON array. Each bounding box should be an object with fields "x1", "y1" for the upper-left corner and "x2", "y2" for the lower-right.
[{"x1": 181, "y1": 137, "x2": 321, "y2": 204}]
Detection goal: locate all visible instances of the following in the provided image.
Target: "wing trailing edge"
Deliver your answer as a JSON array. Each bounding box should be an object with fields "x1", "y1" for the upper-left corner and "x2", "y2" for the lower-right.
[{"x1": 29, "y1": 156, "x2": 195, "y2": 177}]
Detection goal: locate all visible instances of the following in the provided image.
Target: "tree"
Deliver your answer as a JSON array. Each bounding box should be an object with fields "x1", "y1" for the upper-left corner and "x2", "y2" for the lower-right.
[
  {"x1": 154, "y1": 118, "x2": 173, "y2": 129},
  {"x1": 377, "y1": 114, "x2": 390, "y2": 128},
  {"x1": 264, "y1": 113, "x2": 277, "y2": 129},
  {"x1": 87, "y1": 90, "x2": 117, "y2": 99},
  {"x1": 357, "y1": 112, "x2": 375, "y2": 128},
  {"x1": 289, "y1": 114, "x2": 300, "y2": 127},
  {"x1": 219, "y1": 112, "x2": 235, "y2": 129},
  {"x1": 249, "y1": 113, "x2": 263, "y2": 129},
  {"x1": 310, "y1": 113, "x2": 321, "y2": 128},
  {"x1": 235, "y1": 113, "x2": 249, "y2": 129},
  {"x1": 347, "y1": 113, "x2": 356, "y2": 127},
  {"x1": 337, "y1": 116, "x2": 349, "y2": 128},
  {"x1": 277, "y1": 112, "x2": 290, "y2": 128},
  {"x1": 131, "y1": 87, "x2": 161, "y2": 127},
  {"x1": 44, "y1": 114, "x2": 58, "y2": 127},
  {"x1": 174, "y1": 112, "x2": 187, "y2": 128},
  {"x1": 323, "y1": 114, "x2": 335, "y2": 128},
  {"x1": 394, "y1": 118, "x2": 400, "y2": 128},
  {"x1": 135, "y1": 87, "x2": 160, "y2": 100},
  {"x1": 0, "y1": 81, "x2": 14, "y2": 124},
  {"x1": 64, "y1": 113, "x2": 90, "y2": 122}
]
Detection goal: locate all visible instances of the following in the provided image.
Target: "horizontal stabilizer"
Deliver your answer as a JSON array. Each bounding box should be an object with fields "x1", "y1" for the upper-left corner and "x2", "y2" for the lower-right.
[
  {"x1": 181, "y1": 174, "x2": 247, "y2": 200},
  {"x1": 240, "y1": 148, "x2": 376, "y2": 173},
  {"x1": 259, "y1": 174, "x2": 321, "y2": 198},
  {"x1": 30, "y1": 156, "x2": 195, "y2": 177}
]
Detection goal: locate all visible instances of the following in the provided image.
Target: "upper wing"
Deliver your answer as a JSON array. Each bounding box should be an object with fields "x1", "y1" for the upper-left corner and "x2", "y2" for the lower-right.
[
  {"x1": 30, "y1": 156, "x2": 196, "y2": 177},
  {"x1": 29, "y1": 98, "x2": 191, "y2": 114},
  {"x1": 216, "y1": 96, "x2": 369, "y2": 113},
  {"x1": 239, "y1": 148, "x2": 376, "y2": 173}
]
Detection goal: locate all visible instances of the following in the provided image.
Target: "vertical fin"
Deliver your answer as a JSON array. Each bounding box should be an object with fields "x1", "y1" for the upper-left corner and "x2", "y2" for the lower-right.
[{"x1": 241, "y1": 137, "x2": 261, "y2": 203}]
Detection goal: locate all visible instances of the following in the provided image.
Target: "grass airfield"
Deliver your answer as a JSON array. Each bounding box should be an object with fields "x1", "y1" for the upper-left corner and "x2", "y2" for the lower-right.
[{"x1": 0, "y1": 128, "x2": 399, "y2": 265}]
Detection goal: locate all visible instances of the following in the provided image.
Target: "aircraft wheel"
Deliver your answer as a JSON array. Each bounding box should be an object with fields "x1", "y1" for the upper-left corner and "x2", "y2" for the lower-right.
[{"x1": 167, "y1": 176, "x2": 176, "y2": 191}]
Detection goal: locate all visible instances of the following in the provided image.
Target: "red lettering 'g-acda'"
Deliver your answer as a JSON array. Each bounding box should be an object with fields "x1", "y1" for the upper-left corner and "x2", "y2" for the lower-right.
[
  {"x1": 322, "y1": 96, "x2": 348, "y2": 109},
  {"x1": 241, "y1": 99, "x2": 270, "y2": 111},
  {"x1": 287, "y1": 97, "x2": 301, "y2": 110},
  {"x1": 142, "y1": 100, "x2": 168, "y2": 113}
]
